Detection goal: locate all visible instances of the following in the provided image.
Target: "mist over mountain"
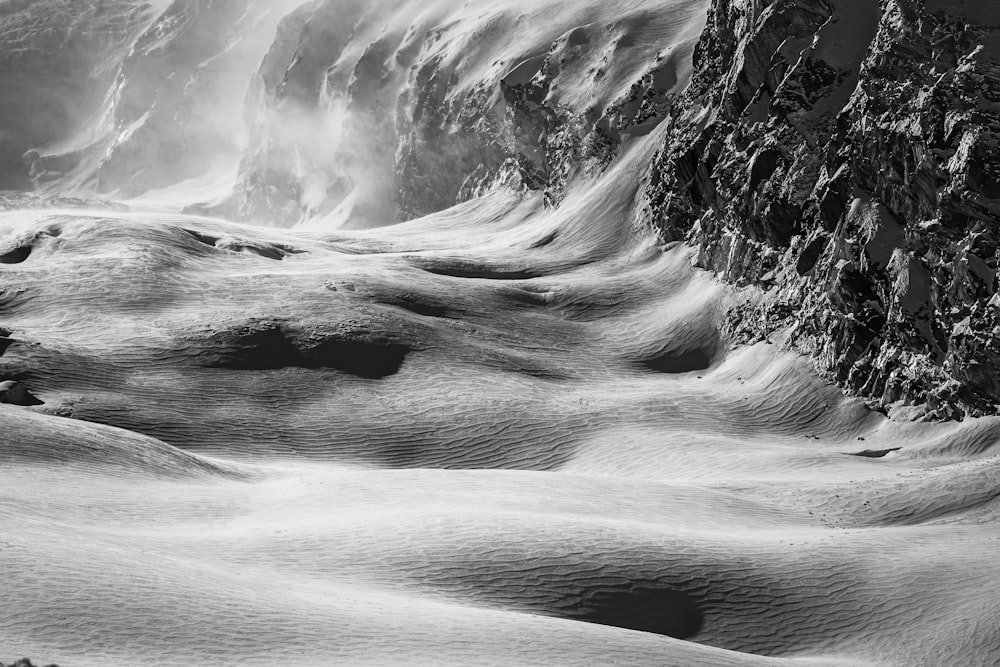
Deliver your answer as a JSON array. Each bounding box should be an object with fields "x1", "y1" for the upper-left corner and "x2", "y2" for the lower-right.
[{"x1": 2, "y1": 1, "x2": 1000, "y2": 665}]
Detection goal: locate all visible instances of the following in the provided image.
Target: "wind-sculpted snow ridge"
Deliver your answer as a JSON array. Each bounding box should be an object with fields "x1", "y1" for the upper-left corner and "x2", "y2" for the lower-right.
[{"x1": 3, "y1": 129, "x2": 1000, "y2": 666}]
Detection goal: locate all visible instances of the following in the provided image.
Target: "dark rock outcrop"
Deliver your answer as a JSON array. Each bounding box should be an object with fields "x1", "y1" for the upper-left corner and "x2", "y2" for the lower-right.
[{"x1": 639, "y1": 0, "x2": 1000, "y2": 418}]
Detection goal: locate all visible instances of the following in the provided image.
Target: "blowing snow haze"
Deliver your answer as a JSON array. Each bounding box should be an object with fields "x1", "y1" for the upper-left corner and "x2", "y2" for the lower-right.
[{"x1": 2, "y1": 0, "x2": 1000, "y2": 665}]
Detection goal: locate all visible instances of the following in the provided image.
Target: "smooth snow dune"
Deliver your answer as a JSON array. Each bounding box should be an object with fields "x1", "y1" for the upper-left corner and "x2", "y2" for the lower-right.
[{"x1": 0, "y1": 405, "x2": 246, "y2": 479}]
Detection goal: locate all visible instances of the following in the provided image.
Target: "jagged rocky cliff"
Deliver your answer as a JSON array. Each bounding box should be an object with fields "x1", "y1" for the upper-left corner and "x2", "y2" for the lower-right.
[{"x1": 639, "y1": 0, "x2": 1000, "y2": 419}]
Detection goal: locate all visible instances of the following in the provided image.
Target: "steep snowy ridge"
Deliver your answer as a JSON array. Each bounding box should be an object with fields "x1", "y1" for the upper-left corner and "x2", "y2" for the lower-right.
[
  {"x1": 0, "y1": 0, "x2": 153, "y2": 189},
  {"x1": 226, "y1": 0, "x2": 708, "y2": 227},
  {"x1": 9, "y1": 0, "x2": 707, "y2": 228},
  {"x1": 26, "y1": 0, "x2": 309, "y2": 199}
]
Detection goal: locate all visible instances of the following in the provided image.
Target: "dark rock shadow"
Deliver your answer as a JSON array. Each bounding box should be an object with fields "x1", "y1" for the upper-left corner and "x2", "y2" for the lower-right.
[
  {"x1": 566, "y1": 586, "x2": 704, "y2": 638},
  {"x1": 847, "y1": 447, "x2": 901, "y2": 458},
  {"x1": 640, "y1": 348, "x2": 713, "y2": 374},
  {"x1": 0, "y1": 244, "x2": 31, "y2": 264},
  {"x1": 204, "y1": 325, "x2": 410, "y2": 378},
  {"x1": 408, "y1": 256, "x2": 543, "y2": 280},
  {"x1": 0, "y1": 380, "x2": 44, "y2": 406}
]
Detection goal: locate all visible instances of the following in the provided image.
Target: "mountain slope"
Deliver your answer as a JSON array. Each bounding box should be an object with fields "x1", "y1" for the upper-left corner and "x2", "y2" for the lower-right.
[{"x1": 2, "y1": 1, "x2": 1000, "y2": 666}]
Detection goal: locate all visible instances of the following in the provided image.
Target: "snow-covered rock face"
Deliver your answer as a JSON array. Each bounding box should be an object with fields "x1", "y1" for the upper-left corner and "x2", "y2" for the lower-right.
[
  {"x1": 21, "y1": 0, "x2": 309, "y2": 202},
  {"x1": 7, "y1": 0, "x2": 707, "y2": 227},
  {"x1": 225, "y1": 0, "x2": 709, "y2": 228},
  {"x1": 0, "y1": 0, "x2": 152, "y2": 189},
  {"x1": 639, "y1": 0, "x2": 1000, "y2": 418}
]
